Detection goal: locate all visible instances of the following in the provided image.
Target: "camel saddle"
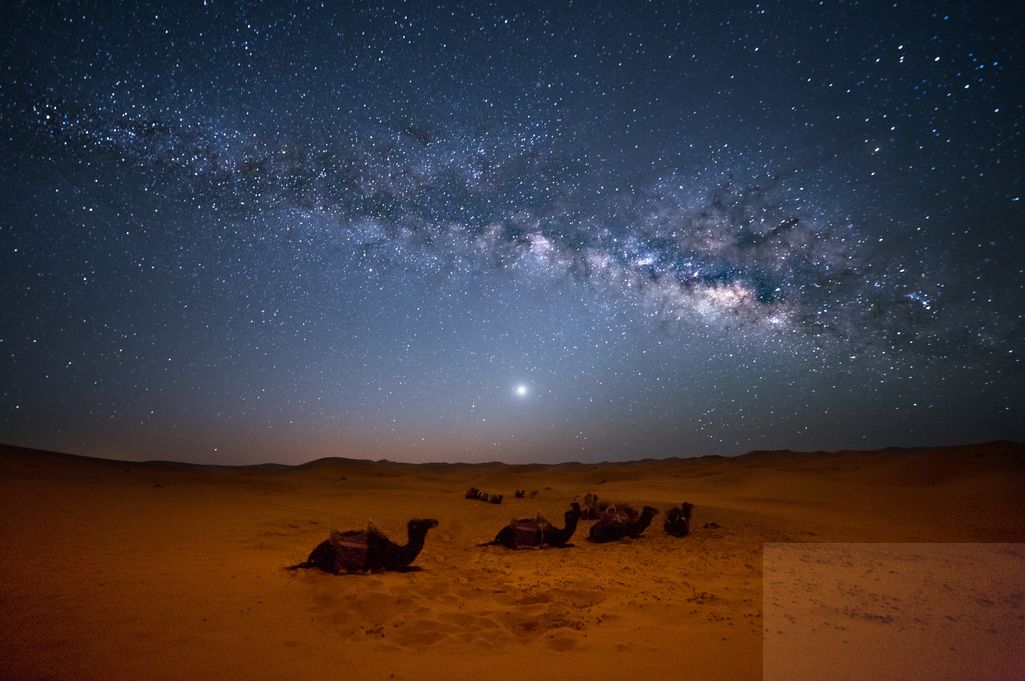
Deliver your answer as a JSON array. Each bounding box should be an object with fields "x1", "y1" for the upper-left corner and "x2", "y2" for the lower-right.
[
  {"x1": 329, "y1": 530, "x2": 370, "y2": 571},
  {"x1": 509, "y1": 515, "x2": 549, "y2": 548}
]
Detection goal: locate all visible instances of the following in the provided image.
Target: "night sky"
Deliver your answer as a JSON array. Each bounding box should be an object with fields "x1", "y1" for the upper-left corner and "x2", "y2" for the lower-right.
[{"x1": 1, "y1": 1, "x2": 1023, "y2": 464}]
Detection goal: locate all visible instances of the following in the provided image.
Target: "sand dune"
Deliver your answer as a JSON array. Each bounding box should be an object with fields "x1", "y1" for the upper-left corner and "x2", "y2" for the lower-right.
[{"x1": 1, "y1": 442, "x2": 1023, "y2": 680}]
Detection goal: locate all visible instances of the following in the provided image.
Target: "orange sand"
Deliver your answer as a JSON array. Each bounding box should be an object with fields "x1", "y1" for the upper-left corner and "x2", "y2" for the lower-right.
[{"x1": 1, "y1": 441, "x2": 1023, "y2": 680}]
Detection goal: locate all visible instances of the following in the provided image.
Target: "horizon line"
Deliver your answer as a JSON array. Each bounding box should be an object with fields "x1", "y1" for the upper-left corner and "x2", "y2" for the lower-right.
[{"x1": 1, "y1": 439, "x2": 1021, "y2": 470}]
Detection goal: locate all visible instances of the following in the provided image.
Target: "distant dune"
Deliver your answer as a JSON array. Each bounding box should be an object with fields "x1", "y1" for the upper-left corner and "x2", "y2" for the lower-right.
[{"x1": 2, "y1": 441, "x2": 1023, "y2": 681}]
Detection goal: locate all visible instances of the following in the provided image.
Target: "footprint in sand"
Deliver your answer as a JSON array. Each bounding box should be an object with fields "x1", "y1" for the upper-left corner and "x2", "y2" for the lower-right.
[
  {"x1": 545, "y1": 633, "x2": 581, "y2": 651},
  {"x1": 393, "y1": 617, "x2": 449, "y2": 647}
]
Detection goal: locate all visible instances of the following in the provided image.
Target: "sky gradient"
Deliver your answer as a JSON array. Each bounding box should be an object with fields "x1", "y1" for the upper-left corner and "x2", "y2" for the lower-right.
[{"x1": 1, "y1": 1, "x2": 1023, "y2": 464}]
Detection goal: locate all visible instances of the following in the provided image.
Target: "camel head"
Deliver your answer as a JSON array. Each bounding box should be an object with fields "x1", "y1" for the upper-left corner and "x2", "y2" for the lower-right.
[{"x1": 408, "y1": 518, "x2": 440, "y2": 532}]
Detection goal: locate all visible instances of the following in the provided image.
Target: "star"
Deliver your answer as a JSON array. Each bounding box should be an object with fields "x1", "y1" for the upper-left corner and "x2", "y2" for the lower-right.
[{"x1": 0, "y1": 1, "x2": 1020, "y2": 464}]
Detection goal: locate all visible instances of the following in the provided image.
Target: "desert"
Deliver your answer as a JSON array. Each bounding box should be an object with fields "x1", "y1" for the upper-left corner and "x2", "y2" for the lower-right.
[
  {"x1": 2, "y1": 441, "x2": 1023, "y2": 681},
  {"x1": 6, "y1": 2, "x2": 1025, "y2": 679}
]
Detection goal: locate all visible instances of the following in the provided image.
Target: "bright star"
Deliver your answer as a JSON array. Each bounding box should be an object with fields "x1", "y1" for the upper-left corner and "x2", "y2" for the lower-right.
[{"x1": 514, "y1": 384, "x2": 529, "y2": 397}]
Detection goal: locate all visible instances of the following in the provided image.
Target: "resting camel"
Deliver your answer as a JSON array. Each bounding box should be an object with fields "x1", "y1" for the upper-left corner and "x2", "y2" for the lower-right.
[
  {"x1": 575, "y1": 491, "x2": 617, "y2": 520},
  {"x1": 588, "y1": 505, "x2": 659, "y2": 543},
  {"x1": 481, "y1": 503, "x2": 581, "y2": 549},
  {"x1": 288, "y1": 518, "x2": 439, "y2": 573},
  {"x1": 664, "y1": 502, "x2": 694, "y2": 537}
]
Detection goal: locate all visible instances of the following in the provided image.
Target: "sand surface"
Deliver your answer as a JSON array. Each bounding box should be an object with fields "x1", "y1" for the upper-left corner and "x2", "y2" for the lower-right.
[{"x1": 1, "y1": 442, "x2": 1023, "y2": 680}]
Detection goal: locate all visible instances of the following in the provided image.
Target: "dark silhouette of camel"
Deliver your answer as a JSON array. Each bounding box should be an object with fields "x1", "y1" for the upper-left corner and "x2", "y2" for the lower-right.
[
  {"x1": 588, "y1": 505, "x2": 659, "y2": 543},
  {"x1": 664, "y1": 502, "x2": 694, "y2": 537},
  {"x1": 288, "y1": 518, "x2": 438, "y2": 573},
  {"x1": 575, "y1": 491, "x2": 621, "y2": 519},
  {"x1": 481, "y1": 503, "x2": 581, "y2": 549}
]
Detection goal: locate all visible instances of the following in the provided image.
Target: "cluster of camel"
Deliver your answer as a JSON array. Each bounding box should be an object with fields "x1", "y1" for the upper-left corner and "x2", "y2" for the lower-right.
[
  {"x1": 484, "y1": 495, "x2": 694, "y2": 548},
  {"x1": 464, "y1": 487, "x2": 506, "y2": 504},
  {"x1": 288, "y1": 492, "x2": 696, "y2": 574},
  {"x1": 463, "y1": 487, "x2": 539, "y2": 504}
]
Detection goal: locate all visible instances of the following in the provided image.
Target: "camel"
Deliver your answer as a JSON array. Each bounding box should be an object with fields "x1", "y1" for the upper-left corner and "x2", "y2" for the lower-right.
[
  {"x1": 467, "y1": 487, "x2": 499, "y2": 502},
  {"x1": 481, "y1": 503, "x2": 581, "y2": 549},
  {"x1": 588, "y1": 505, "x2": 659, "y2": 543},
  {"x1": 287, "y1": 518, "x2": 439, "y2": 573},
  {"x1": 664, "y1": 502, "x2": 694, "y2": 537},
  {"x1": 514, "y1": 489, "x2": 525, "y2": 499},
  {"x1": 575, "y1": 491, "x2": 616, "y2": 519}
]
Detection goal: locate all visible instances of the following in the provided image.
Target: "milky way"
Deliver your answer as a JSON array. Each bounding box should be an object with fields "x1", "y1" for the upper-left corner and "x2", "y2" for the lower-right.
[
  {"x1": 17, "y1": 97, "x2": 971, "y2": 345},
  {"x1": 1, "y1": 2, "x2": 1022, "y2": 463}
]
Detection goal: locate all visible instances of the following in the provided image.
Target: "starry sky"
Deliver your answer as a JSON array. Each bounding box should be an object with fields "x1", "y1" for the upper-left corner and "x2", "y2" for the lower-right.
[{"x1": 1, "y1": 1, "x2": 1023, "y2": 464}]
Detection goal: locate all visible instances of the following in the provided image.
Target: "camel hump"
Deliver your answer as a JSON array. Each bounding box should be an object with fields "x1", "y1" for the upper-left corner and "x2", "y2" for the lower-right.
[
  {"x1": 510, "y1": 516, "x2": 541, "y2": 532},
  {"x1": 330, "y1": 530, "x2": 368, "y2": 549},
  {"x1": 508, "y1": 517, "x2": 546, "y2": 547},
  {"x1": 328, "y1": 530, "x2": 370, "y2": 571}
]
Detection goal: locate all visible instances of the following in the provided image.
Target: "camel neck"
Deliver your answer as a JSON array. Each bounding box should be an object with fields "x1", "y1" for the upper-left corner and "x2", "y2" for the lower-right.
[
  {"x1": 561, "y1": 514, "x2": 579, "y2": 535},
  {"x1": 400, "y1": 526, "x2": 428, "y2": 561}
]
